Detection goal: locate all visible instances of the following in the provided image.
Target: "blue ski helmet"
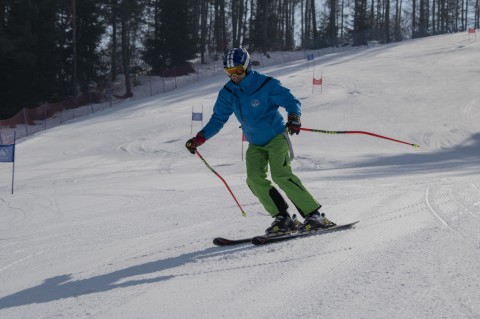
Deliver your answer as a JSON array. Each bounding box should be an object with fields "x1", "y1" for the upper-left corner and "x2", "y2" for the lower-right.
[{"x1": 223, "y1": 48, "x2": 251, "y2": 73}]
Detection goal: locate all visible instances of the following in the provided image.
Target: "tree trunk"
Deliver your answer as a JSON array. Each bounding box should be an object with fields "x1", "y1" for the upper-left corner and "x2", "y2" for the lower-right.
[
  {"x1": 329, "y1": 0, "x2": 336, "y2": 47},
  {"x1": 200, "y1": 0, "x2": 207, "y2": 63},
  {"x1": 120, "y1": 1, "x2": 132, "y2": 97},
  {"x1": 110, "y1": 0, "x2": 118, "y2": 82},
  {"x1": 385, "y1": 0, "x2": 391, "y2": 42},
  {"x1": 412, "y1": 0, "x2": 416, "y2": 38}
]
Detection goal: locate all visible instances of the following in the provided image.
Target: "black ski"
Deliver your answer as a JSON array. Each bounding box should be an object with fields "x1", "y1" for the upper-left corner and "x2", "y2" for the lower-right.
[
  {"x1": 213, "y1": 237, "x2": 253, "y2": 246},
  {"x1": 213, "y1": 221, "x2": 359, "y2": 246},
  {"x1": 213, "y1": 230, "x2": 298, "y2": 246},
  {"x1": 251, "y1": 221, "x2": 359, "y2": 245}
]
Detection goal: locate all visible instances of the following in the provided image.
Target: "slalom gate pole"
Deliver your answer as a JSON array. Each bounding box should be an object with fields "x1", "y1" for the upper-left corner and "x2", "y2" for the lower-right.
[
  {"x1": 300, "y1": 127, "x2": 420, "y2": 148},
  {"x1": 195, "y1": 150, "x2": 247, "y2": 217}
]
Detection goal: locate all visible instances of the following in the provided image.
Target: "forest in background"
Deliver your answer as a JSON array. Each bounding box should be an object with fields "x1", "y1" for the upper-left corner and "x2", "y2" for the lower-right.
[{"x1": 0, "y1": 0, "x2": 478, "y2": 119}]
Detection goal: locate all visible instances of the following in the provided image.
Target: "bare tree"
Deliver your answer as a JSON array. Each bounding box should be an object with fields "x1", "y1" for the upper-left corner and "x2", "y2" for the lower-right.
[
  {"x1": 385, "y1": 0, "x2": 391, "y2": 42},
  {"x1": 476, "y1": 0, "x2": 480, "y2": 28},
  {"x1": 200, "y1": 0, "x2": 208, "y2": 63},
  {"x1": 231, "y1": 0, "x2": 248, "y2": 47},
  {"x1": 354, "y1": 0, "x2": 368, "y2": 45},
  {"x1": 329, "y1": 0, "x2": 338, "y2": 47},
  {"x1": 110, "y1": 0, "x2": 118, "y2": 82}
]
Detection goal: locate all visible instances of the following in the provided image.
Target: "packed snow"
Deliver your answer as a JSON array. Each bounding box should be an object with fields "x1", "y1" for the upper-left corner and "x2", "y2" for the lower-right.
[{"x1": 1, "y1": 32, "x2": 480, "y2": 319}]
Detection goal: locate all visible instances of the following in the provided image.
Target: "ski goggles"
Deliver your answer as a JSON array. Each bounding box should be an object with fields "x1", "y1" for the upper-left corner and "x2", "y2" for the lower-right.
[{"x1": 224, "y1": 65, "x2": 246, "y2": 77}]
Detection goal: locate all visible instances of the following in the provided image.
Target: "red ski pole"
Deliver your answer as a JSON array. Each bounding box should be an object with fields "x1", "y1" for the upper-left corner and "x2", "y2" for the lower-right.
[
  {"x1": 300, "y1": 127, "x2": 420, "y2": 148},
  {"x1": 195, "y1": 150, "x2": 247, "y2": 217}
]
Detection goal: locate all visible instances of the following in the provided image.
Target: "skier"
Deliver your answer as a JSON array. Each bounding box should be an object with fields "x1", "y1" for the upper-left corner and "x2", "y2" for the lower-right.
[{"x1": 186, "y1": 48, "x2": 335, "y2": 235}]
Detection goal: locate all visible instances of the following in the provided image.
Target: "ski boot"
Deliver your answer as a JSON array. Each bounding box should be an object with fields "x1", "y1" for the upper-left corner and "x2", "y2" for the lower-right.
[
  {"x1": 299, "y1": 211, "x2": 336, "y2": 232},
  {"x1": 292, "y1": 214, "x2": 303, "y2": 230},
  {"x1": 265, "y1": 212, "x2": 296, "y2": 236}
]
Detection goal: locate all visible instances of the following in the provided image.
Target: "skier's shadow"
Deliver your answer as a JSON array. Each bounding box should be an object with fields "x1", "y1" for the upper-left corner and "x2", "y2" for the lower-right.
[{"x1": 0, "y1": 244, "x2": 252, "y2": 309}]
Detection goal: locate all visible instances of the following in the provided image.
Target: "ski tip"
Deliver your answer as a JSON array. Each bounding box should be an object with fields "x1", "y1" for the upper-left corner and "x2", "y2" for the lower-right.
[{"x1": 338, "y1": 220, "x2": 360, "y2": 229}]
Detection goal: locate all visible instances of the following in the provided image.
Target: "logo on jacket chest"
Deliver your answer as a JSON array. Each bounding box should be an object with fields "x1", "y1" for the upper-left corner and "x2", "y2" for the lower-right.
[{"x1": 250, "y1": 99, "x2": 261, "y2": 108}]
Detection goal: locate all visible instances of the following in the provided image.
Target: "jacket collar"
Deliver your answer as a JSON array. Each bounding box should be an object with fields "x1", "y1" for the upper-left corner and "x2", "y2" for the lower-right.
[{"x1": 229, "y1": 71, "x2": 256, "y2": 93}]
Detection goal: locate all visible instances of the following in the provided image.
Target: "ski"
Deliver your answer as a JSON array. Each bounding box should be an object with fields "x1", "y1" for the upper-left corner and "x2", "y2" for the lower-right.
[
  {"x1": 213, "y1": 221, "x2": 359, "y2": 247},
  {"x1": 213, "y1": 237, "x2": 253, "y2": 246},
  {"x1": 213, "y1": 230, "x2": 298, "y2": 246},
  {"x1": 251, "y1": 221, "x2": 359, "y2": 245}
]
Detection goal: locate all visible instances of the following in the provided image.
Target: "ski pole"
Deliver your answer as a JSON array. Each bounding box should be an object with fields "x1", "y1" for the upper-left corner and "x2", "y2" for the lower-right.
[
  {"x1": 300, "y1": 127, "x2": 420, "y2": 148},
  {"x1": 195, "y1": 150, "x2": 247, "y2": 217}
]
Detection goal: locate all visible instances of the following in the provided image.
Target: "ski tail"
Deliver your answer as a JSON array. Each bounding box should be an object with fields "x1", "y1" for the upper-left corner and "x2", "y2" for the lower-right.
[{"x1": 213, "y1": 237, "x2": 252, "y2": 246}]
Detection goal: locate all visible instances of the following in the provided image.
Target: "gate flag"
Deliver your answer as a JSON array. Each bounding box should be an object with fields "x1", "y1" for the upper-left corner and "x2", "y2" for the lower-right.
[
  {"x1": 0, "y1": 144, "x2": 14, "y2": 163},
  {"x1": 312, "y1": 73, "x2": 323, "y2": 94},
  {"x1": 192, "y1": 112, "x2": 203, "y2": 121},
  {"x1": 468, "y1": 28, "x2": 476, "y2": 40},
  {"x1": 191, "y1": 105, "x2": 204, "y2": 133}
]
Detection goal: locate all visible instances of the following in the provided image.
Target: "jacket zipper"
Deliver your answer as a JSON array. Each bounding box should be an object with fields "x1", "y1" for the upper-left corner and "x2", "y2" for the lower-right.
[{"x1": 239, "y1": 100, "x2": 245, "y2": 121}]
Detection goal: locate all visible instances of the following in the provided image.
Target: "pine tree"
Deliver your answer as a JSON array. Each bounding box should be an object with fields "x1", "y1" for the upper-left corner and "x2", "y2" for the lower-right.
[
  {"x1": 0, "y1": 0, "x2": 58, "y2": 119},
  {"x1": 143, "y1": 0, "x2": 196, "y2": 74}
]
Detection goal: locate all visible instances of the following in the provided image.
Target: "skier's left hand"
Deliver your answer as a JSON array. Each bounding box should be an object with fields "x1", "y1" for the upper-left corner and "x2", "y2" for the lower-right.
[{"x1": 286, "y1": 114, "x2": 301, "y2": 135}]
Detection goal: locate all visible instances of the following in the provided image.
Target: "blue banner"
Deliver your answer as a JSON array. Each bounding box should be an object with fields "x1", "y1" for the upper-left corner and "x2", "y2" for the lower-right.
[
  {"x1": 192, "y1": 112, "x2": 203, "y2": 121},
  {"x1": 0, "y1": 144, "x2": 15, "y2": 163}
]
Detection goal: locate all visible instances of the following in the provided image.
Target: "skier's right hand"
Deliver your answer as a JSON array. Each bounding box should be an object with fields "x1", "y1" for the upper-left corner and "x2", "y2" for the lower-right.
[{"x1": 185, "y1": 132, "x2": 206, "y2": 154}]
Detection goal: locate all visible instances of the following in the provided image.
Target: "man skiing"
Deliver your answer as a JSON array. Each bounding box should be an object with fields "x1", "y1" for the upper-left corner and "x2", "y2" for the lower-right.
[{"x1": 186, "y1": 48, "x2": 335, "y2": 235}]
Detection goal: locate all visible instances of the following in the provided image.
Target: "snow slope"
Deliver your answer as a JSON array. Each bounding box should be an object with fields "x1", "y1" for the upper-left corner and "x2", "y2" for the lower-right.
[{"x1": 1, "y1": 32, "x2": 480, "y2": 319}]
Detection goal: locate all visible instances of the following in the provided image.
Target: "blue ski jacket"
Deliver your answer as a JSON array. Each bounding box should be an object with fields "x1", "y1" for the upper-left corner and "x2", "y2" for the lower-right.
[{"x1": 201, "y1": 70, "x2": 301, "y2": 146}]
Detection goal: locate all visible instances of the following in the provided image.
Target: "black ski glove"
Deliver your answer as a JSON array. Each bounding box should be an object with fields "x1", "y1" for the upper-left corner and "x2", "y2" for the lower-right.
[
  {"x1": 286, "y1": 114, "x2": 301, "y2": 135},
  {"x1": 185, "y1": 132, "x2": 206, "y2": 154}
]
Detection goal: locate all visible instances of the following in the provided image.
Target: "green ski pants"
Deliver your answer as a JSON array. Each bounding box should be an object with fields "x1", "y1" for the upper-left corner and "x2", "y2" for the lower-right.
[{"x1": 246, "y1": 133, "x2": 321, "y2": 217}]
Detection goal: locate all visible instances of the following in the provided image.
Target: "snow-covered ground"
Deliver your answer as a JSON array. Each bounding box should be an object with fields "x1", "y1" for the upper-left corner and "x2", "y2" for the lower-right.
[{"x1": 1, "y1": 32, "x2": 480, "y2": 319}]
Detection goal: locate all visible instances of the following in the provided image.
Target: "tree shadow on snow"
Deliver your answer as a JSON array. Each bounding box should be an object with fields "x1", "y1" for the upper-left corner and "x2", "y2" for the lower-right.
[
  {"x1": 336, "y1": 132, "x2": 480, "y2": 179},
  {"x1": 0, "y1": 244, "x2": 250, "y2": 309}
]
